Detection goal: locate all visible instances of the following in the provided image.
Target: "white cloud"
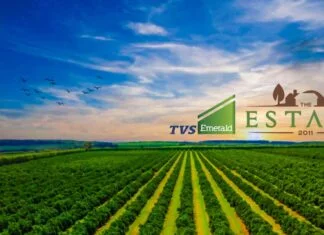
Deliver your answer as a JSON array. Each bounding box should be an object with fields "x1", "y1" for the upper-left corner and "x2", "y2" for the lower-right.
[
  {"x1": 6, "y1": 37, "x2": 324, "y2": 141},
  {"x1": 237, "y1": 0, "x2": 324, "y2": 29},
  {"x1": 127, "y1": 22, "x2": 168, "y2": 36},
  {"x1": 80, "y1": 34, "x2": 113, "y2": 41},
  {"x1": 1, "y1": 61, "x2": 324, "y2": 141},
  {"x1": 148, "y1": 0, "x2": 174, "y2": 20},
  {"x1": 313, "y1": 47, "x2": 324, "y2": 53},
  {"x1": 111, "y1": 41, "x2": 282, "y2": 80}
]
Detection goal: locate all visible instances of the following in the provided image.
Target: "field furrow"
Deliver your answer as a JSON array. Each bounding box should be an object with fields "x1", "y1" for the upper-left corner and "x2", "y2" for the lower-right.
[
  {"x1": 161, "y1": 152, "x2": 187, "y2": 235},
  {"x1": 95, "y1": 153, "x2": 180, "y2": 235},
  {"x1": 205, "y1": 154, "x2": 323, "y2": 234},
  {"x1": 2, "y1": 147, "x2": 323, "y2": 235},
  {"x1": 218, "y1": 149, "x2": 324, "y2": 209},
  {"x1": 64, "y1": 154, "x2": 176, "y2": 235},
  {"x1": 207, "y1": 150, "x2": 324, "y2": 229},
  {"x1": 233, "y1": 169, "x2": 309, "y2": 217},
  {"x1": 126, "y1": 153, "x2": 182, "y2": 235},
  {"x1": 191, "y1": 152, "x2": 211, "y2": 235},
  {"x1": 200, "y1": 153, "x2": 282, "y2": 235},
  {"x1": 139, "y1": 153, "x2": 183, "y2": 234},
  {"x1": 2, "y1": 152, "x2": 168, "y2": 235},
  {"x1": 94, "y1": 154, "x2": 176, "y2": 235},
  {"x1": 196, "y1": 152, "x2": 249, "y2": 235}
]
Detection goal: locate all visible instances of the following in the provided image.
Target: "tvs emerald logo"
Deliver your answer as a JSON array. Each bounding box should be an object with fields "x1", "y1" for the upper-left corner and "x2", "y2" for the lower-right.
[
  {"x1": 198, "y1": 95, "x2": 235, "y2": 134},
  {"x1": 169, "y1": 95, "x2": 236, "y2": 135}
]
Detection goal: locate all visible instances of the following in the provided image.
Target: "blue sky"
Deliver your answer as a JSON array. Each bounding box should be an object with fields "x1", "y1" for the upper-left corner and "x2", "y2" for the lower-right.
[{"x1": 0, "y1": 0, "x2": 324, "y2": 141}]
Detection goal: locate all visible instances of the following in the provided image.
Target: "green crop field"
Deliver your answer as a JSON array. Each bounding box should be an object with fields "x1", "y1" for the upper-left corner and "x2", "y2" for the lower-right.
[{"x1": 0, "y1": 148, "x2": 323, "y2": 235}]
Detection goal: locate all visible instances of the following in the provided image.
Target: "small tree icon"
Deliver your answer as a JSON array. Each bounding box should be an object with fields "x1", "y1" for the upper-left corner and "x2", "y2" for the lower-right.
[{"x1": 273, "y1": 84, "x2": 285, "y2": 106}]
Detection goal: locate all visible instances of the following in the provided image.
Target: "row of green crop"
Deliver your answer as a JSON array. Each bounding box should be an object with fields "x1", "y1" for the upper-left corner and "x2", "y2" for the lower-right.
[
  {"x1": 193, "y1": 153, "x2": 233, "y2": 235},
  {"x1": 41, "y1": 153, "x2": 173, "y2": 234},
  {"x1": 176, "y1": 154, "x2": 195, "y2": 234},
  {"x1": 101, "y1": 154, "x2": 180, "y2": 234},
  {"x1": 0, "y1": 149, "x2": 86, "y2": 166},
  {"x1": 139, "y1": 154, "x2": 183, "y2": 234},
  {"x1": 0, "y1": 151, "x2": 173, "y2": 235},
  {"x1": 211, "y1": 149, "x2": 323, "y2": 209},
  {"x1": 207, "y1": 150, "x2": 324, "y2": 230},
  {"x1": 3, "y1": 157, "x2": 161, "y2": 235},
  {"x1": 205, "y1": 153, "x2": 322, "y2": 234},
  {"x1": 254, "y1": 147, "x2": 324, "y2": 160},
  {"x1": 1, "y1": 164, "x2": 122, "y2": 217},
  {"x1": 238, "y1": 149, "x2": 323, "y2": 185},
  {"x1": 66, "y1": 155, "x2": 173, "y2": 235},
  {"x1": 199, "y1": 154, "x2": 276, "y2": 234}
]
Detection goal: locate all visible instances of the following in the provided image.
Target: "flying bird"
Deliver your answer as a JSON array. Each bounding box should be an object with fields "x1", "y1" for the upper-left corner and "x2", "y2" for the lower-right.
[
  {"x1": 87, "y1": 88, "x2": 95, "y2": 93},
  {"x1": 34, "y1": 89, "x2": 41, "y2": 94},
  {"x1": 82, "y1": 91, "x2": 89, "y2": 95},
  {"x1": 45, "y1": 77, "x2": 55, "y2": 82},
  {"x1": 94, "y1": 86, "x2": 101, "y2": 90},
  {"x1": 66, "y1": 89, "x2": 71, "y2": 93},
  {"x1": 50, "y1": 81, "x2": 56, "y2": 86},
  {"x1": 20, "y1": 77, "x2": 27, "y2": 83},
  {"x1": 57, "y1": 101, "x2": 64, "y2": 106}
]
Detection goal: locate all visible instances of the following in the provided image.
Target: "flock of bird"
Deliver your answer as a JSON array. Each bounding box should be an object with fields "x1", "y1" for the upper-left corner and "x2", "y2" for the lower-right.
[{"x1": 20, "y1": 75, "x2": 103, "y2": 106}]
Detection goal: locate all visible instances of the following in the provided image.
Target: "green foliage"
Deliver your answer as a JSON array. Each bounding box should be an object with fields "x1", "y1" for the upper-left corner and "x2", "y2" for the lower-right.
[
  {"x1": 67, "y1": 157, "x2": 172, "y2": 234},
  {"x1": 205, "y1": 153, "x2": 322, "y2": 234},
  {"x1": 103, "y1": 154, "x2": 178, "y2": 234},
  {"x1": 140, "y1": 155, "x2": 183, "y2": 234},
  {"x1": 1, "y1": 148, "x2": 323, "y2": 235},
  {"x1": 83, "y1": 142, "x2": 93, "y2": 151},
  {"x1": 0, "y1": 149, "x2": 85, "y2": 166},
  {"x1": 0, "y1": 150, "x2": 174, "y2": 234},
  {"x1": 200, "y1": 155, "x2": 276, "y2": 234},
  {"x1": 193, "y1": 154, "x2": 233, "y2": 235},
  {"x1": 206, "y1": 151, "x2": 324, "y2": 229},
  {"x1": 176, "y1": 155, "x2": 196, "y2": 234}
]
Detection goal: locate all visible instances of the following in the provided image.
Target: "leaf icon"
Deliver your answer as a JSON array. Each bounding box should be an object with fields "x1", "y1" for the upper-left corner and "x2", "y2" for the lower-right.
[{"x1": 273, "y1": 84, "x2": 285, "y2": 105}]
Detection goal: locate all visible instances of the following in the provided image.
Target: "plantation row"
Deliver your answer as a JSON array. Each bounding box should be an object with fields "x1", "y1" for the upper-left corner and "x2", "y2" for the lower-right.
[
  {"x1": 221, "y1": 149, "x2": 323, "y2": 209},
  {"x1": 205, "y1": 149, "x2": 324, "y2": 228},
  {"x1": 203, "y1": 152, "x2": 322, "y2": 234},
  {"x1": 0, "y1": 149, "x2": 85, "y2": 166},
  {"x1": 94, "y1": 151, "x2": 323, "y2": 234},
  {"x1": 66, "y1": 153, "x2": 178, "y2": 235},
  {"x1": 1, "y1": 148, "x2": 323, "y2": 235},
  {"x1": 0, "y1": 150, "x2": 175, "y2": 234}
]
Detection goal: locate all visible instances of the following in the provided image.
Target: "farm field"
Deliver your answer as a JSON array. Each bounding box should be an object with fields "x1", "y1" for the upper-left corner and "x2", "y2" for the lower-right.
[{"x1": 0, "y1": 148, "x2": 323, "y2": 235}]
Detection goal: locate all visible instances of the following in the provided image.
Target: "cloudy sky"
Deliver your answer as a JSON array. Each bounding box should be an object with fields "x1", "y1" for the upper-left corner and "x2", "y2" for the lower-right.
[{"x1": 0, "y1": 0, "x2": 324, "y2": 141}]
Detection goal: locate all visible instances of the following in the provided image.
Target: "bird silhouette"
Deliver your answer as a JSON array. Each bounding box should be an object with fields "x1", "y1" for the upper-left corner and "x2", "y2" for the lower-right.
[
  {"x1": 21, "y1": 77, "x2": 27, "y2": 83},
  {"x1": 82, "y1": 90, "x2": 89, "y2": 94},
  {"x1": 57, "y1": 101, "x2": 64, "y2": 106},
  {"x1": 66, "y1": 89, "x2": 71, "y2": 93},
  {"x1": 34, "y1": 89, "x2": 41, "y2": 94},
  {"x1": 94, "y1": 86, "x2": 101, "y2": 90},
  {"x1": 45, "y1": 77, "x2": 55, "y2": 82},
  {"x1": 87, "y1": 88, "x2": 95, "y2": 93}
]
